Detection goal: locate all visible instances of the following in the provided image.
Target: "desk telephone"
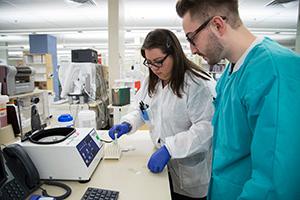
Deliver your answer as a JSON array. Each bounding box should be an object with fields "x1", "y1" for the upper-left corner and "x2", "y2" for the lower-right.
[
  {"x1": 0, "y1": 144, "x2": 72, "y2": 200},
  {"x1": 0, "y1": 144, "x2": 41, "y2": 200}
]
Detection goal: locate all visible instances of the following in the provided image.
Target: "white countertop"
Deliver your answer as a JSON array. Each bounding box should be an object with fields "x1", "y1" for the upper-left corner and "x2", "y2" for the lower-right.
[{"x1": 31, "y1": 130, "x2": 171, "y2": 200}]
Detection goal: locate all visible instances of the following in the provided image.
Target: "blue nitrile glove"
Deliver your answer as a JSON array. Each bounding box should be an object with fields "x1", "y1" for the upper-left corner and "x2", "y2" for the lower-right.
[
  {"x1": 147, "y1": 145, "x2": 171, "y2": 173},
  {"x1": 108, "y1": 122, "x2": 131, "y2": 140}
]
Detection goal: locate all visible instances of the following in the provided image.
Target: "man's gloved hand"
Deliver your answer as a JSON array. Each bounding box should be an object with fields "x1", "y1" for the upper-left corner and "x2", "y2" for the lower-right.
[
  {"x1": 108, "y1": 122, "x2": 131, "y2": 140},
  {"x1": 147, "y1": 145, "x2": 171, "y2": 173}
]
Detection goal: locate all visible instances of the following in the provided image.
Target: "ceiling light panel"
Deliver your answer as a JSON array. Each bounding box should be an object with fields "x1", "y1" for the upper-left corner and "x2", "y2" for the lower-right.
[
  {"x1": 0, "y1": 0, "x2": 107, "y2": 30},
  {"x1": 0, "y1": 35, "x2": 28, "y2": 42}
]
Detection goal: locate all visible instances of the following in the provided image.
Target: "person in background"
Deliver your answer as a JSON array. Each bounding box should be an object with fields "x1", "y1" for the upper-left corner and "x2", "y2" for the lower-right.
[
  {"x1": 176, "y1": 0, "x2": 300, "y2": 199},
  {"x1": 108, "y1": 29, "x2": 216, "y2": 200}
]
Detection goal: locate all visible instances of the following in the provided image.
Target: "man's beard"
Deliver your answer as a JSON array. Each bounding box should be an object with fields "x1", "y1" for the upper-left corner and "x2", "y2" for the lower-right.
[{"x1": 204, "y1": 31, "x2": 224, "y2": 66}]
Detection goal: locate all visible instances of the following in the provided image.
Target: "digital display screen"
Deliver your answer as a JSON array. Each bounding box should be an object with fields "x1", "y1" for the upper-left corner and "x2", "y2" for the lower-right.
[
  {"x1": 0, "y1": 151, "x2": 7, "y2": 188},
  {"x1": 76, "y1": 131, "x2": 100, "y2": 167}
]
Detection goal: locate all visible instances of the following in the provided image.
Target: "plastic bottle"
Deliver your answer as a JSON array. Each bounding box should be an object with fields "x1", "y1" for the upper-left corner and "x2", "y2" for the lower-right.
[
  {"x1": 0, "y1": 95, "x2": 9, "y2": 128},
  {"x1": 77, "y1": 110, "x2": 96, "y2": 129},
  {"x1": 57, "y1": 114, "x2": 74, "y2": 127}
]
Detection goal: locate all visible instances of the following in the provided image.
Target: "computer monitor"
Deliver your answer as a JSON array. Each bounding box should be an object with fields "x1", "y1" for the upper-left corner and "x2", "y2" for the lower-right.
[{"x1": 0, "y1": 151, "x2": 7, "y2": 188}]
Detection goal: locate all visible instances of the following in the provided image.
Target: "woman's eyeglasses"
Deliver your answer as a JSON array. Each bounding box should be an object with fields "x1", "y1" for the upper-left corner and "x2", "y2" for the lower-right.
[
  {"x1": 143, "y1": 54, "x2": 169, "y2": 69},
  {"x1": 186, "y1": 16, "x2": 227, "y2": 46}
]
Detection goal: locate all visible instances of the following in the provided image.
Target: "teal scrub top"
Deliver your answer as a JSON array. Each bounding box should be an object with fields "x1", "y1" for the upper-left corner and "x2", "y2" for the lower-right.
[{"x1": 208, "y1": 38, "x2": 300, "y2": 200}]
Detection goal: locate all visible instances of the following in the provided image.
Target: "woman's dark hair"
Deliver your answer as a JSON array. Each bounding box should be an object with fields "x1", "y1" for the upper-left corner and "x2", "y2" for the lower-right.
[{"x1": 141, "y1": 28, "x2": 211, "y2": 98}]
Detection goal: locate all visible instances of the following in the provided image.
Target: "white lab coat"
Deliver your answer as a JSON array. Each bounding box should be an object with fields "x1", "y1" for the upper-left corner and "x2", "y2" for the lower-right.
[{"x1": 121, "y1": 71, "x2": 215, "y2": 198}]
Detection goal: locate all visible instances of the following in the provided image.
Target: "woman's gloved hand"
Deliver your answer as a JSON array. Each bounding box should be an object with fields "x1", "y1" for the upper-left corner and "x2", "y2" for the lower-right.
[
  {"x1": 108, "y1": 122, "x2": 131, "y2": 140},
  {"x1": 147, "y1": 145, "x2": 171, "y2": 173}
]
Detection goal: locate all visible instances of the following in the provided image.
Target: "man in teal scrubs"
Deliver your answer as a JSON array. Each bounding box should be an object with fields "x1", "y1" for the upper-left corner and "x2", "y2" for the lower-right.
[{"x1": 176, "y1": 0, "x2": 300, "y2": 199}]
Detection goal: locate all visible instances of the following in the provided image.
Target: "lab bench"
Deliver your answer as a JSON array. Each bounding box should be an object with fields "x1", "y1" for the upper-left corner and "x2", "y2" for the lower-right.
[{"x1": 26, "y1": 130, "x2": 171, "y2": 200}]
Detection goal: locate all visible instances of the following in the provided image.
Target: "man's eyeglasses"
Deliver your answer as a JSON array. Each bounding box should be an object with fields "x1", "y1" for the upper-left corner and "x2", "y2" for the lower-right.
[
  {"x1": 143, "y1": 54, "x2": 169, "y2": 69},
  {"x1": 186, "y1": 16, "x2": 227, "y2": 46}
]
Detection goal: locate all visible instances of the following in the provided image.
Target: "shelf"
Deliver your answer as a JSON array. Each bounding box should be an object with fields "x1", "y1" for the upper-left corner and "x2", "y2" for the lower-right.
[
  {"x1": 27, "y1": 63, "x2": 46, "y2": 65},
  {"x1": 23, "y1": 53, "x2": 53, "y2": 90}
]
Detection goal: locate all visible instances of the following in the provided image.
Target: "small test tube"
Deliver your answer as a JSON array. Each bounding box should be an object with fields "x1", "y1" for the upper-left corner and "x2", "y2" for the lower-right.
[{"x1": 114, "y1": 131, "x2": 118, "y2": 144}]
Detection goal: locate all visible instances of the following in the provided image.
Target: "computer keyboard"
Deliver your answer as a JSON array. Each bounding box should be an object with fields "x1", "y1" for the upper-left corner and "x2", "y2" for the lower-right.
[
  {"x1": 81, "y1": 187, "x2": 119, "y2": 200},
  {"x1": 104, "y1": 143, "x2": 122, "y2": 160}
]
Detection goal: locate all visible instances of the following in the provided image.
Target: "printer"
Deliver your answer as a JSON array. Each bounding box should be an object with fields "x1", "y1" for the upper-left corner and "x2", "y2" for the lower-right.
[{"x1": 0, "y1": 65, "x2": 35, "y2": 96}]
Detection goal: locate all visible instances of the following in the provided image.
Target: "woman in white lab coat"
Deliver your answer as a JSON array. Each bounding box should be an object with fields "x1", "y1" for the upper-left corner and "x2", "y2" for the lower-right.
[{"x1": 108, "y1": 29, "x2": 215, "y2": 200}]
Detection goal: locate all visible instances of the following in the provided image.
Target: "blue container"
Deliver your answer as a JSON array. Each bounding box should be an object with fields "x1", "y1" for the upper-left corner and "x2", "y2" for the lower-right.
[
  {"x1": 29, "y1": 194, "x2": 56, "y2": 200},
  {"x1": 58, "y1": 114, "x2": 74, "y2": 127}
]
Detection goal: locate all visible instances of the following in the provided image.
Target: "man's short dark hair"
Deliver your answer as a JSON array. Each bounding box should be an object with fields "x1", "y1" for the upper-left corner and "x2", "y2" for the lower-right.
[{"x1": 176, "y1": 0, "x2": 242, "y2": 29}]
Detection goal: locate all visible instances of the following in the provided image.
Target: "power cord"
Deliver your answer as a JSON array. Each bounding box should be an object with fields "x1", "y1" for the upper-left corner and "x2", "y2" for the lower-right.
[{"x1": 39, "y1": 181, "x2": 72, "y2": 200}]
